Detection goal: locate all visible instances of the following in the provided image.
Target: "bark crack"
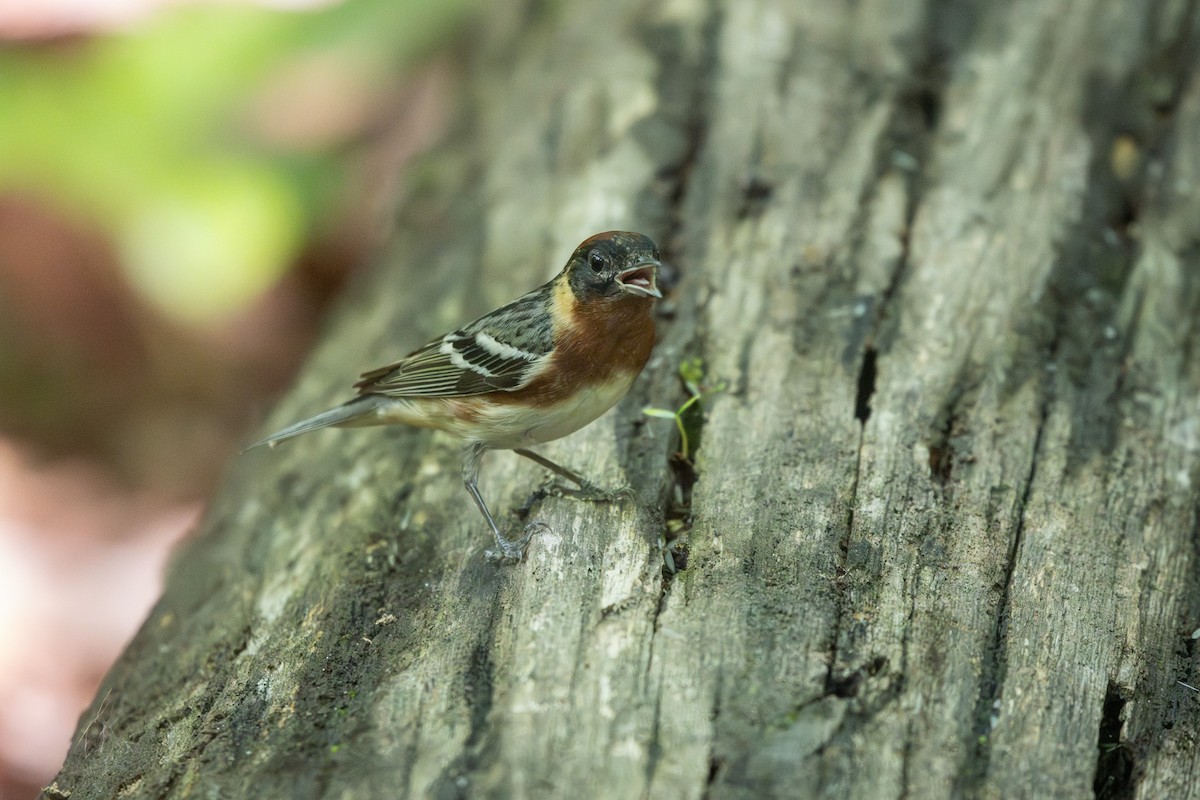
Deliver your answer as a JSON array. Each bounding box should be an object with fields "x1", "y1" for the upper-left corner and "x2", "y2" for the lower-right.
[
  {"x1": 853, "y1": 347, "x2": 878, "y2": 424},
  {"x1": 642, "y1": 664, "x2": 667, "y2": 796},
  {"x1": 1093, "y1": 683, "x2": 1135, "y2": 800},
  {"x1": 644, "y1": 0, "x2": 718, "y2": 599},
  {"x1": 699, "y1": 672, "x2": 724, "y2": 800},
  {"x1": 827, "y1": 25, "x2": 949, "y2": 701},
  {"x1": 639, "y1": 4, "x2": 720, "y2": 792},
  {"x1": 962, "y1": 350, "x2": 1051, "y2": 789}
]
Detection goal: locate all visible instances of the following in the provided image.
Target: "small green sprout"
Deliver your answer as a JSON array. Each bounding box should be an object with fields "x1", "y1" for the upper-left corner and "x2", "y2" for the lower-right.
[{"x1": 643, "y1": 357, "x2": 727, "y2": 461}]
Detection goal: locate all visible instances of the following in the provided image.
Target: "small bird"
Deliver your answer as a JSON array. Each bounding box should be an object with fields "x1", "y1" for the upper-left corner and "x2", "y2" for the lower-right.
[{"x1": 250, "y1": 231, "x2": 662, "y2": 560}]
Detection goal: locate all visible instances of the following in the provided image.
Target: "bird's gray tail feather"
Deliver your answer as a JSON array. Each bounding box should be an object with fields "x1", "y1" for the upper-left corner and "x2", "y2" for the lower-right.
[{"x1": 246, "y1": 396, "x2": 383, "y2": 450}]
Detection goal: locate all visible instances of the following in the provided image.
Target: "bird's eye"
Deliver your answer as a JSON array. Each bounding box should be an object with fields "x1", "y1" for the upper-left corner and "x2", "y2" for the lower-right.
[{"x1": 588, "y1": 250, "x2": 605, "y2": 273}]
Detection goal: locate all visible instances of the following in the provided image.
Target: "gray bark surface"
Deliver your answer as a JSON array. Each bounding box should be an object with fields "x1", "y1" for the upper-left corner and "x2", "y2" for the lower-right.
[{"x1": 48, "y1": 1, "x2": 1200, "y2": 798}]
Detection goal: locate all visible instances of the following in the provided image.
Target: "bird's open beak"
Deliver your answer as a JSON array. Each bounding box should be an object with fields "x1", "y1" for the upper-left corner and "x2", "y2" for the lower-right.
[{"x1": 616, "y1": 260, "x2": 663, "y2": 299}]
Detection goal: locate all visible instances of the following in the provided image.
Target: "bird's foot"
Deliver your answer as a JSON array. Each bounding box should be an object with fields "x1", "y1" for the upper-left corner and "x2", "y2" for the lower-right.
[
  {"x1": 484, "y1": 521, "x2": 548, "y2": 562},
  {"x1": 546, "y1": 480, "x2": 633, "y2": 503}
]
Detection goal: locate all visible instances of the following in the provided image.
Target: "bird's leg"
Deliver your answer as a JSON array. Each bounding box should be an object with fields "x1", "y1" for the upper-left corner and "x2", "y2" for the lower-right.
[
  {"x1": 463, "y1": 442, "x2": 536, "y2": 561},
  {"x1": 512, "y1": 447, "x2": 630, "y2": 501},
  {"x1": 513, "y1": 447, "x2": 588, "y2": 485}
]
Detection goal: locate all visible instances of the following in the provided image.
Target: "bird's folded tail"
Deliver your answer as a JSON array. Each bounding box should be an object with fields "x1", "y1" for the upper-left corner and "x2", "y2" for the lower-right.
[{"x1": 244, "y1": 395, "x2": 383, "y2": 451}]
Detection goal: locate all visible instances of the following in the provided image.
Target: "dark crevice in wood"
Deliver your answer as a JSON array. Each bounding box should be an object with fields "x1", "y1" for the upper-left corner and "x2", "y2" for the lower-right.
[
  {"x1": 700, "y1": 673, "x2": 724, "y2": 800},
  {"x1": 817, "y1": 667, "x2": 908, "y2": 771},
  {"x1": 643, "y1": 669, "x2": 667, "y2": 791},
  {"x1": 827, "y1": 0, "x2": 964, "y2": 736},
  {"x1": 962, "y1": 349, "x2": 1052, "y2": 788},
  {"x1": 830, "y1": 92, "x2": 923, "y2": 690},
  {"x1": 857, "y1": 1, "x2": 954, "y2": 315},
  {"x1": 1192, "y1": 501, "x2": 1200, "y2": 657},
  {"x1": 698, "y1": 753, "x2": 726, "y2": 800},
  {"x1": 1093, "y1": 683, "x2": 1136, "y2": 800},
  {"x1": 927, "y1": 381, "x2": 968, "y2": 489},
  {"x1": 853, "y1": 347, "x2": 878, "y2": 424},
  {"x1": 827, "y1": 669, "x2": 864, "y2": 699},
  {"x1": 843, "y1": 0, "x2": 958, "y2": 453},
  {"x1": 637, "y1": 6, "x2": 721, "y2": 792},
  {"x1": 646, "y1": 0, "x2": 717, "y2": 599},
  {"x1": 825, "y1": 654, "x2": 891, "y2": 701},
  {"x1": 462, "y1": 639, "x2": 497, "y2": 751},
  {"x1": 827, "y1": 456, "x2": 859, "y2": 707},
  {"x1": 431, "y1": 600, "x2": 504, "y2": 797},
  {"x1": 659, "y1": 480, "x2": 694, "y2": 584},
  {"x1": 926, "y1": 434, "x2": 953, "y2": 485},
  {"x1": 704, "y1": 755, "x2": 724, "y2": 793},
  {"x1": 899, "y1": 716, "x2": 916, "y2": 800},
  {"x1": 736, "y1": 173, "x2": 774, "y2": 220},
  {"x1": 512, "y1": 484, "x2": 549, "y2": 522}
]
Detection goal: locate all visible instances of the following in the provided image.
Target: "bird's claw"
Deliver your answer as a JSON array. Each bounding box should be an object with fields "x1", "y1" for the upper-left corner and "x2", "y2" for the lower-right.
[
  {"x1": 546, "y1": 481, "x2": 633, "y2": 503},
  {"x1": 484, "y1": 521, "x2": 549, "y2": 562}
]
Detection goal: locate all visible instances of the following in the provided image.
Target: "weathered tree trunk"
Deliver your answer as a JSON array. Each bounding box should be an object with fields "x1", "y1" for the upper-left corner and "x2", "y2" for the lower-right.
[{"x1": 47, "y1": 1, "x2": 1200, "y2": 798}]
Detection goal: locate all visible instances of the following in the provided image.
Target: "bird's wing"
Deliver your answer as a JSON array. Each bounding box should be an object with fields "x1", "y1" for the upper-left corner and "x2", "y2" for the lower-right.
[{"x1": 354, "y1": 291, "x2": 555, "y2": 398}]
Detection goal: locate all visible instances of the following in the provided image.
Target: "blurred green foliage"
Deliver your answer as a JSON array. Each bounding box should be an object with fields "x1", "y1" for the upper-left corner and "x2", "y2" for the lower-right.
[{"x1": 0, "y1": 0, "x2": 475, "y2": 323}]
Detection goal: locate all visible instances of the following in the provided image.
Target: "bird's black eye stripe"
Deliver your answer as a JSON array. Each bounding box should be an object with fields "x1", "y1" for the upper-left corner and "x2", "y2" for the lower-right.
[{"x1": 588, "y1": 249, "x2": 605, "y2": 273}]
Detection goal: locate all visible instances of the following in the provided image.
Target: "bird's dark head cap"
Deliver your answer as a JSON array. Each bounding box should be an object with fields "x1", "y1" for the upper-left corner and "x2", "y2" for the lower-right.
[{"x1": 566, "y1": 231, "x2": 662, "y2": 301}]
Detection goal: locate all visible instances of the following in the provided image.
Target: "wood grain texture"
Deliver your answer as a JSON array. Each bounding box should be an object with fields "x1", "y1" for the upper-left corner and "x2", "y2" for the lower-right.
[{"x1": 47, "y1": 1, "x2": 1200, "y2": 798}]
